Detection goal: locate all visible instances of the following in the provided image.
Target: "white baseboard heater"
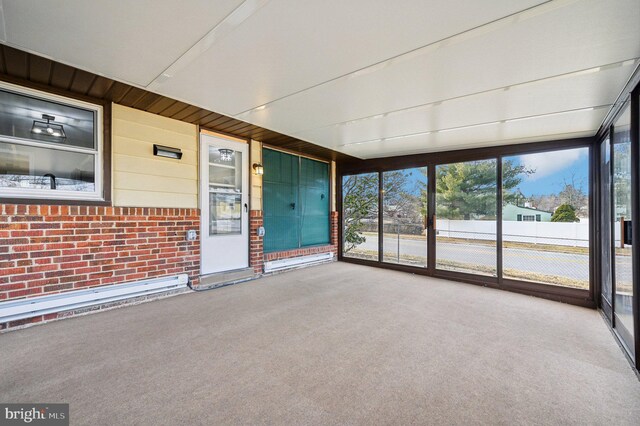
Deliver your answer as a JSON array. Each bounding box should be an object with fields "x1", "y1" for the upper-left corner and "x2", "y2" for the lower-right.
[
  {"x1": 264, "y1": 252, "x2": 334, "y2": 273},
  {"x1": 0, "y1": 274, "x2": 188, "y2": 324}
]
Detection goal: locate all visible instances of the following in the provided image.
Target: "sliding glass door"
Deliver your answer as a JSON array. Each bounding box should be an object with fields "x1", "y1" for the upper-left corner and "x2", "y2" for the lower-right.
[
  {"x1": 612, "y1": 104, "x2": 634, "y2": 355},
  {"x1": 501, "y1": 148, "x2": 590, "y2": 289},
  {"x1": 600, "y1": 136, "x2": 613, "y2": 318},
  {"x1": 382, "y1": 167, "x2": 428, "y2": 267},
  {"x1": 342, "y1": 172, "x2": 379, "y2": 261},
  {"x1": 435, "y1": 160, "x2": 497, "y2": 276}
]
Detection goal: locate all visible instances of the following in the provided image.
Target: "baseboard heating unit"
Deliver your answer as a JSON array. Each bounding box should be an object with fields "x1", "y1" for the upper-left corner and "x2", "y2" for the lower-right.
[
  {"x1": 263, "y1": 252, "x2": 334, "y2": 273},
  {"x1": 0, "y1": 274, "x2": 189, "y2": 324}
]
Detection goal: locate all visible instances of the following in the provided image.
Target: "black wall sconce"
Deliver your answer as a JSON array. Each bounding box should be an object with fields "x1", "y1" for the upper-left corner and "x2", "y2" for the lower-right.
[
  {"x1": 153, "y1": 144, "x2": 182, "y2": 159},
  {"x1": 252, "y1": 163, "x2": 264, "y2": 175}
]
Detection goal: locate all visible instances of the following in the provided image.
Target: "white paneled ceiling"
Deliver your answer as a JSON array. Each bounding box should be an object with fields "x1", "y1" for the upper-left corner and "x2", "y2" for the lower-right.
[{"x1": 2, "y1": 0, "x2": 639, "y2": 159}]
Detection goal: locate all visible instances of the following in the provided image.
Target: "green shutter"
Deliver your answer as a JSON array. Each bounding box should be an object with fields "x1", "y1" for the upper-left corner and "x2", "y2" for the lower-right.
[
  {"x1": 263, "y1": 149, "x2": 299, "y2": 252},
  {"x1": 263, "y1": 149, "x2": 330, "y2": 252},
  {"x1": 300, "y1": 157, "x2": 329, "y2": 246}
]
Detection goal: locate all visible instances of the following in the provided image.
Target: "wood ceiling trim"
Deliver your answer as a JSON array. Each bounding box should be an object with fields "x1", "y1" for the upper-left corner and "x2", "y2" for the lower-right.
[
  {"x1": 171, "y1": 105, "x2": 201, "y2": 121},
  {"x1": 183, "y1": 110, "x2": 221, "y2": 124},
  {"x1": 201, "y1": 115, "x2": 236, "y2": 128},
  {"x1": 130, "y1": 92, "x2": 162, "y2": 110},
  {"x1": 87, "y1": 76, "x2": 115, "y2": 99},
  {"x1": 119, "y1": 87, "x2": 149, "y2": 107},
  {"x1": 0, "y1": 43, "x2": 355, "y2": 162},
  {"x1": 159, "y1": 101, "x2": 191, "y2": 117}
]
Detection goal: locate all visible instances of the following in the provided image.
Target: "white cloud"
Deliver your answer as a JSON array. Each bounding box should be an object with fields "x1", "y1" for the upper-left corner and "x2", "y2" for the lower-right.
[{"x1": 519, "y1": 149, "x2": 587, "y2": 181}]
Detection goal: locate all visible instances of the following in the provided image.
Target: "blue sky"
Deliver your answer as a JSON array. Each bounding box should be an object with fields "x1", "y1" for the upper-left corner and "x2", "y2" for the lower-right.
[
  {"x1": 391, "y1": 147, "x2": 589, "y2": 197},
  {"x1": 508, "y1": 147, "x2": 589, "y2": 196}
]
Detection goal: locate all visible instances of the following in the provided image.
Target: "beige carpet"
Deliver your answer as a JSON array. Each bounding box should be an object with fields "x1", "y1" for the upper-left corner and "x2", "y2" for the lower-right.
[{"x1": 1, "y1": 262, "x2": 639, "y2": 425}]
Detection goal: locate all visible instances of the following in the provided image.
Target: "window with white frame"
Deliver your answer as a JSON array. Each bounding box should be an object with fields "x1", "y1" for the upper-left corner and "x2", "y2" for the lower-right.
[
  {"x1": 0, "y1": 82, "x2": 103, "y2": 201},
  {"x1": 522, "y1": 215, "x2": 535, "y2": 221}
]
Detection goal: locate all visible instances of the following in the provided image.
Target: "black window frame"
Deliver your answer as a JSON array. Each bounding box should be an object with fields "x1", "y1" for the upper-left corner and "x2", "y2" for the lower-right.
[{"x1": 337, "y1": 136, "x2": 595, "y2": 308}]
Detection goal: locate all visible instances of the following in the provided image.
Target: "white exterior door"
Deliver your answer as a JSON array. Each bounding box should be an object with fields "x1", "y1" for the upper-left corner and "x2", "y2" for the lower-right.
[{"x1": 200, "y1": 133, "x2": 249, "y2": 274}]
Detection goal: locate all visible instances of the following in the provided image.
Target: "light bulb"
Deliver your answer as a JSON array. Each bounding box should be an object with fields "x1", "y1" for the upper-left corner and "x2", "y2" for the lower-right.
[
  {"x1": 33, "y1": 128, "x2": 42, "y2": 134},
  {"x1": 46, "y1": 127, "x2": 54, "y2": 134}
]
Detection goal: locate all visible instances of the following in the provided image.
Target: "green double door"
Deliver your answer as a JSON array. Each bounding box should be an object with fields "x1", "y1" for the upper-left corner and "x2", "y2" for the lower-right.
[{"x1": 263, "y1": 148, "x2": 330, "y2": 252}]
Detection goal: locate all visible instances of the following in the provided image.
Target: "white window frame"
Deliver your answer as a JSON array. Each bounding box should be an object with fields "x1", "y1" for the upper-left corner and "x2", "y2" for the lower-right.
[
  {"x1": 0, "y1": 81, "x2": 103, "y2": 201},
  {"x1": 522, "y1": 215, "x2": 535, "y2": 221}
]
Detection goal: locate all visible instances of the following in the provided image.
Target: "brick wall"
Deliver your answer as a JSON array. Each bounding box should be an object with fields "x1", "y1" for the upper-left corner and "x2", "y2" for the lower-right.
[
  {"x1": 1, "y1": 204, "x2": 200, "y2": 327},
  {"x1": 330, "y1": 211, "x2": 339, "y2": 246},
  {"x1": 249, "y1": 210, "x2": 264, "y2": 274}
]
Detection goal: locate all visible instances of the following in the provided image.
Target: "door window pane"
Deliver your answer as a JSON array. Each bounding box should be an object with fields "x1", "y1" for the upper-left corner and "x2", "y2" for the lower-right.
[
  {"x1": 612, "y1": 104, "x2": 633, "y2": 352},
  {"x1": 209, "y1": 148, "x2": 242, "y2": 192},
  {"x1": 436, "y1": 160, "x2": 497, "y2": 276},
  {"x1": 342, "y1": 173, "x2": 379, "y2": 261},
  {"x1": 209, "y1": 193, "x2": 241, "y2": 235},
  {"x1": 382, "y1": 167, "x2": 428, "y2": 266},
  {"x1": 502, "y1": 148, "x2": 590, "y2": 288},
  {"x1": 208, "y1": 147, "x2": 242, "y2": 236}
]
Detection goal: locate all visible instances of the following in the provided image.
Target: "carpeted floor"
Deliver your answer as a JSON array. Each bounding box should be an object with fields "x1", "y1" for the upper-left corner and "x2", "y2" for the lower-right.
[{"x1": 1, "y1": 262, "x2": 639, "y2": 425}]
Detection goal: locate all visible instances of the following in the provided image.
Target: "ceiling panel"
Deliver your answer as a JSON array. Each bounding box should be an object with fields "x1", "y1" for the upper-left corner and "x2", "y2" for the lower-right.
[
  {"x1": 0, "y1": 44, "x2": 355, "y2": 161},
  {"x1": 1, "y1": 0, "x2": 245, "y2": 86},
  {"x1": 237, "y1": 0, "x2": 640, "y2": 141},
  {"x1": 0, "y1": 0, "x2": 638, "y2": 161},
  {"x1": 295, "y1": 61, "x2": 636, "y2": 149},
  {"x1": 149, "y1": 0, "x2": 546, "y2": 115},
  {"x1": 343, "y1": 108, "x2": 607, "y2": 159}
]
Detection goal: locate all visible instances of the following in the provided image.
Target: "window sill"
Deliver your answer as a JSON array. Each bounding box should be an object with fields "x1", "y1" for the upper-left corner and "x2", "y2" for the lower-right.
[{"x1": 0, "y1": 197, "x2": 110, "y2": 206}]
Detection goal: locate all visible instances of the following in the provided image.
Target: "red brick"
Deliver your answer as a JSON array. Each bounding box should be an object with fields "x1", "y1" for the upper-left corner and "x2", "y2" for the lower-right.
[
  {"x1": 1, "y1": 204, "x2": 201, "y2": 317},
  {"x1": 0, "y1": 267, "x2": 26, "y2": 276},
  {"x1": 8, "y1": 287, "x2": 43, "y2": 298},
  {"x1": 0, "y1": 282, "x2": 26, "y2": 291}
]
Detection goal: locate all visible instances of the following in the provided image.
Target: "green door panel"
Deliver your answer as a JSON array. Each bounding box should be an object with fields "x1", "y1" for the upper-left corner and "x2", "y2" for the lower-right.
[
  {"x1": 300, "y1": 158, "x2": 329, "y2": 246},
  {"x1": 263, "y1": 149, "x2": 329, "y2": 252},
  {"x1": 263, "y1": 149, "x2": 299, "y2": 252}
]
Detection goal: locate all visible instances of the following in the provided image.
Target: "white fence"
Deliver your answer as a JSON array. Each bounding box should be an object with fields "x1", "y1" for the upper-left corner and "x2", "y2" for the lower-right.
[{"x1": 437, "y1": 219, "x2": 595, "y2": 248}]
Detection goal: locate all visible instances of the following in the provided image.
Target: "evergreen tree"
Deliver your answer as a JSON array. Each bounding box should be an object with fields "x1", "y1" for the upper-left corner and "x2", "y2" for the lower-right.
[
  {"x1": 436, "y1": 159, "x2": 531, "y2": 220},
  {"x1": 551, "y1": 203, "x2": 580, "y2": 222}
]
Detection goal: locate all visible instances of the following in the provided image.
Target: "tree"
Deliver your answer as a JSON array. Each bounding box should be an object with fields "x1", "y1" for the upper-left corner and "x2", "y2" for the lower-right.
[
  {"x1": 342, "y1": 174, "x2": 378, "y2": 252},
  {"x1": 383, "y1": 169, "x2": 425, "y2": 225},
  {"x1": 551, "y1": 203, "x2": 579, "y2": 222},
  {"x1": 436, "y1": 159, "x2": 531, "y2": 220}
]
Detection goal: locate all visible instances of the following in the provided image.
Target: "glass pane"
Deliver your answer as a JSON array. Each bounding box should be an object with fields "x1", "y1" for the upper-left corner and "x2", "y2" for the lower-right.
[
  {"x1": 342, "y1": 173, "x2": 379, "y2": 261},
  {"x1": 209, "y1": 147, "x2": 242, "y2": 192},
  {"x1": 382, "y1": 167, "x2": 428, "y2": 267},
  {"x1": 601, "y1": 137, "x2": 612, "y2": 304},
  {"x1": 0, "y1": 88, "x2": 95, "y2": 149},
  {"x1": 436, "y1": 160, "x2": 497, "y2": 276},
  {"x1": 208, "y1": 146, "x2": 243, "y2": 236},
  {"x1": 0, "y1": 141, "x2": 95, "y2": 192},
  {"x1": 209, "y1": 193, "x2": 241, "y2": 235},
  {"x1": 502, "y1": 148, "x2": 590, "y2": 289},
  {"x1": 612, "y1": 104, "x2": 633, "y2": 351}
]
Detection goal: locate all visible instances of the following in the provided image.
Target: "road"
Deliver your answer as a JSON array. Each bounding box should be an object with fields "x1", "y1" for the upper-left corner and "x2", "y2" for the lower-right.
[{"x1": 356, "y1": 235, "x2": 632, "y2": 284}]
